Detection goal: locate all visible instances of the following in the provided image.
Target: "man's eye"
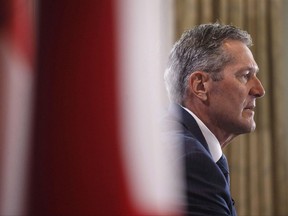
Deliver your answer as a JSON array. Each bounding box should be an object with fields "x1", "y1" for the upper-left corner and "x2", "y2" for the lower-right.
[
  {"x1": 242, "y1": 71, "x2": 253, "y2": 80},
  {"x1": 236, "y1": 72, "x2": 252, "y2": 83},
  {"x1": 243, "y1": 73, "x2": 251, "y2": 79}
]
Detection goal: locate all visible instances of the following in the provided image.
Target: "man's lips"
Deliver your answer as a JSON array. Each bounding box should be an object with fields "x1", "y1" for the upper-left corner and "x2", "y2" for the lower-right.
[
  {"x1": 244, "y1": 101, "x2": 256, "y2": 111},
  {"x1": 244, "y1": 105, "x2": 255, "y2": 110},
  {"x1": 244, "y1": 100, "x2": 256, "y2": 110}
]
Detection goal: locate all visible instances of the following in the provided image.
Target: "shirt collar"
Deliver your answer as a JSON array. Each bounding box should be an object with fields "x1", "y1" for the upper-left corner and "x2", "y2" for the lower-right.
[{"x1": 182, "y1": 106, "x2": 222, "y2": 162}]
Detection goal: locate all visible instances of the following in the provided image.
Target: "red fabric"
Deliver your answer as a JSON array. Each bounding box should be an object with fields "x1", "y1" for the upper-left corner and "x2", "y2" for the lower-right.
[
  {"x1": 9, "y1": 0, "x2": 34, "y2": 64},
  {"x1": 28, "y1": 0, "x2": 134, "y2": 214}
]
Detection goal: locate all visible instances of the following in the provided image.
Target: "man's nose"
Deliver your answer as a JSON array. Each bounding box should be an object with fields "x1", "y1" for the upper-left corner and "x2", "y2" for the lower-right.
[{"x1": 250, "y1": 76, "x2": 265, "y2": 98}]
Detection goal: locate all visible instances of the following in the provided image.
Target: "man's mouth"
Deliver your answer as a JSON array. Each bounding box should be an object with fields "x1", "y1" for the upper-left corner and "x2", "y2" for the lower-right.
[{"x1": 244, "y1": 105, "x2": 255, "y2": 110}]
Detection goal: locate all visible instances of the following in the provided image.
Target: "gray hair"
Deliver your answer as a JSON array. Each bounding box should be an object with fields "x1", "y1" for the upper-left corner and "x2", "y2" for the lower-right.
[{"x1": 164, "y1": 23, "x2": 252, "y2": 104}]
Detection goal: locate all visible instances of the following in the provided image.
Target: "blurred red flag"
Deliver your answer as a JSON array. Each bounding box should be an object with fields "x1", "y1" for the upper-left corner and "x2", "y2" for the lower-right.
[
  {"x1": 28, "y1": 0, "x2": 134, "y2": 214},
  {"x1": 0, "y1": 0, "x2": 35, "y2": 215},
  {"x1": 1, "y1": 0, "x2": 180, "y2": 215}
]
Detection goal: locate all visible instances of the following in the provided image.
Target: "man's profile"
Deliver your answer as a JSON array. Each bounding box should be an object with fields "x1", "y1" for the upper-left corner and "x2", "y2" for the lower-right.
[{"x1": 162, "y1": 23, "x2": 265, "y2": 215}]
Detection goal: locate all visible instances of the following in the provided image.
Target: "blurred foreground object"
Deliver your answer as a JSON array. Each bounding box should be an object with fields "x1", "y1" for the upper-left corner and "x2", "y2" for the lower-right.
[
  {"x1": 0, "y1": 0, "x2": 35, "y2": 214},
  {"x1": 1, "y1": 0, "x2": 181, "y2": 215}
]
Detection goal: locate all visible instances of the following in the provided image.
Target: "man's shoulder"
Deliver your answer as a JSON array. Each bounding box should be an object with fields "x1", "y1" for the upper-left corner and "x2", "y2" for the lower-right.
[
  {"x1": 161, "y1": 103, "x2": 194, "y2": 133},
  {"x1": 161, "y1": 104, "x2": 211, "y2": 161},
  {"x1": 162, "y1": 104, "x2": 206, "y2": 143}
]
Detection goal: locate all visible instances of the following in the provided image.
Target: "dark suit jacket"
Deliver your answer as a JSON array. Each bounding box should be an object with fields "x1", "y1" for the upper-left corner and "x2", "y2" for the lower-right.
[{"x1": 162, "y1": 104, "x2": 237, "y2": 216}]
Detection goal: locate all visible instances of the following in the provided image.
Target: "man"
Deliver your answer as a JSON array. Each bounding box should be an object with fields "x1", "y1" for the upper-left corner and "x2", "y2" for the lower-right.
[{"x1": 163, "y1": 23, "x2": 265, "y2": 215}]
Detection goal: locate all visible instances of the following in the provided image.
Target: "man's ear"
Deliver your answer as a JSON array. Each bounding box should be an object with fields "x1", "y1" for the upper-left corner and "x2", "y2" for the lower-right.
[{"x1": 187, "y1": 71, "x2": 210, "y2": 101}]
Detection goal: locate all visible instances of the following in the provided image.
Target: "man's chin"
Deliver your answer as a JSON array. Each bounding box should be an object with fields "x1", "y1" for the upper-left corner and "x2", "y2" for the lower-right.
[
  {"x1": 238, "y1": 120, "x2": 256, "y2": 134},
  {"x1": 243, "y1": 117, "x2": 256, "y2": 132},
  {"x1": 247, "y1": 121, "x2": 256, "y2": 132}
]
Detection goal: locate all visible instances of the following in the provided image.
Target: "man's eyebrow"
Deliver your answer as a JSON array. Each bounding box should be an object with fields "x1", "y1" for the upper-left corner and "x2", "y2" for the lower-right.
[
  {"x1": 239, "y1": 66, "x2": 259, "y2": 73},
  {"x1": 248, "y1": 67, "x2": 259, "y2": 74}
]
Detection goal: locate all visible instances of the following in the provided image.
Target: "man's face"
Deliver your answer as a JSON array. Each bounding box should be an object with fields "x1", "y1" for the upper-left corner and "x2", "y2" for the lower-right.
[{"x1": 207, "y1": 40, "x2": 265, "y2": 136}]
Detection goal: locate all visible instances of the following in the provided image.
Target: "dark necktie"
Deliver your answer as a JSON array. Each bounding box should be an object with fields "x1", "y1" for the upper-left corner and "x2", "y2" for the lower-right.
[
  {"x1": 217, "y1": 154, "x2": 230, "y2": 185},
  {"x1": 217, "y1": 154, "x2": 236, "y2": 211}
]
